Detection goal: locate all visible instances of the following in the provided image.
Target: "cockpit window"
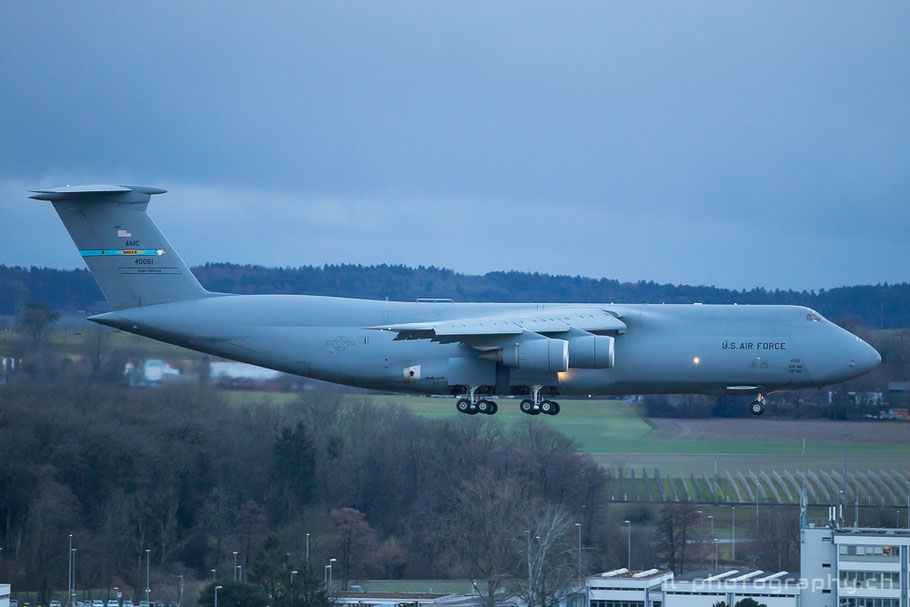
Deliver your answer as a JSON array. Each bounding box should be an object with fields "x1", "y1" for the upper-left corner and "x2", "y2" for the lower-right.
[{"x1": 806, "y1": 312, "x2": 821, "y2": 322}]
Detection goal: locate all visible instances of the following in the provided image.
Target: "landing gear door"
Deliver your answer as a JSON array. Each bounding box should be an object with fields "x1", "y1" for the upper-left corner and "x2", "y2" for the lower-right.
[{"x1": 447, "y1": 356, "x2": 496, "y2": 387}]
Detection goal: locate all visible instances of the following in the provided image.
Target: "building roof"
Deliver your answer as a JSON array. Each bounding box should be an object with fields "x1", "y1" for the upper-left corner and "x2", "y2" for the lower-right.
[
  {"x1": 592, "y1": 568, "x2": 670, "y2": 580},
  {"x1": 337, "y1": 592, "x2": 451, "y2": 600},
  {"x1": 671, "y1": 569, "x2": 799, "y2": 585}
]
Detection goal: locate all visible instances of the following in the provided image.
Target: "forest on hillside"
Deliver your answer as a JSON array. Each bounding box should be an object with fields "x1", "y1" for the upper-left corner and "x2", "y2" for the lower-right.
[{"x1": 1, "y1": 263, "x2": 908, "y2": 328}]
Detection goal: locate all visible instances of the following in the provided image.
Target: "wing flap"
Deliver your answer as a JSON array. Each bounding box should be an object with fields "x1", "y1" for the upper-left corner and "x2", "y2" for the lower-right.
[{"x1": 375, "y1": 308, "x2": 626, "y2": 342}]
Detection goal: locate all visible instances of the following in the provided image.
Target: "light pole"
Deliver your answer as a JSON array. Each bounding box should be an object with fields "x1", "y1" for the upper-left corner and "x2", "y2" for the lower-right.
[
  {"x1": 306, "y1": 533, "x2": 310, "y2": 562},
  {"x1": 68, "y1": 534, "x2": 73, "y2": 607},
  {"x1": 624, "y1": 520, "x2": 631, "y2": 570},
  {"x1": 731, "y1": 506, "x2": 736, "y2": 562},
  {"x1": 214, "y1": 585, "x2": 222, "y2": 607},
  {"x1": 233, "y1": 551, "x2": 238, "y2": 581},
  {"x1": 575, "y1": 522, "x2": 582, "y2": 579},
  {"x1": 178, "y1": 574, "x2": 184, "y2": 607},
  {"x1": 324, "y1": 565, "x2": 330, "y2": 584},
  {"x1": 113, "y1": 586, "x2": 119, "y2": 606},
  {"x1": 238, "y1": 565, "x2": 242, "y2": 581},
  {"x1": 71, "y1": 548, "x2": 78, "y2": 606},
  {"x1": 211, "y1": 569, "x2": 216, "y2": 581},
  {"x1": 713, "y1": 538, "x2": 718, "y2": 572},
  {"x1": 329, "y1": 558, "x2": 336, "y2": 591},
  {"x1": 145, "y1": 548, "x2": 151, "y2": 605}
]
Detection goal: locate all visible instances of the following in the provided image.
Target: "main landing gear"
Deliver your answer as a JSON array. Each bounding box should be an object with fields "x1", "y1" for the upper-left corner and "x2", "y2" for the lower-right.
[
  {"x1": 519, "y1": 385, "x2": 560, "y2": 416},
  {"x1": 750, "y1": 395, "x2": 766, "y2": 416},
  {"x1": 455, "y1": 386, "x2": 498, "y2": 416},
  {"x1": 454, "y1": 385, "x2": 560, "y2": 416}
]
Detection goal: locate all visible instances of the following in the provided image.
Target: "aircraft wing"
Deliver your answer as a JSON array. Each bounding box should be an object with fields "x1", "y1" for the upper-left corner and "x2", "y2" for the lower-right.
[{"x1": 374, "y1": 308, "x2": 626, "y2": 343}]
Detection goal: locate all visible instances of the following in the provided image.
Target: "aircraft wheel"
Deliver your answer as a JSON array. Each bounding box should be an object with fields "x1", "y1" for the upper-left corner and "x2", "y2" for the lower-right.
[
  {"x1": 456, "y1": 399, "x2": 472, "y2": 414},
  {"x1": 551, "y1": 401, "x2": 560, "y2": 415},
  {"x1": 487, "y1": 401, "x2": 498, "y2": 415},
  {"x1": 750, "y1": 400, "x2": 765, "y2": 416},
  {"x1": 477, "y1": 399, "x2": 492, "y2": 414},
  {"x1": 519, "y1": 399, "x2": 535, "y2": 414},
  {"x1": 540, "y1": 400, "x2": 555, "y2": 415},
  {"x1": 529, "y1": 405, "x2": 542, "y2": 416}
]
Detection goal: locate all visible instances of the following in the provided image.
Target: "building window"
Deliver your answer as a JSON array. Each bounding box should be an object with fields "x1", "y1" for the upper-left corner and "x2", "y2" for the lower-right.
[
  {"x1": 839, "y1": 598, "x2": 900, "y2": 607},
  {"x1": 839, "y1": 571, "x2": 900, "y2": 589}
]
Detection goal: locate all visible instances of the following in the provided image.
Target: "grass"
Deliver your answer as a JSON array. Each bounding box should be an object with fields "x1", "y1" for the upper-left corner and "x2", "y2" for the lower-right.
[
  {"x1": 223, "y1": 391, "x2": 910, "y2": 458},
  {"x1": 345, "y1": 580, "x2": 475, "y2": 594},
  {"x1": 222, "y1": 390, "x2": 910, "y2": 506}
]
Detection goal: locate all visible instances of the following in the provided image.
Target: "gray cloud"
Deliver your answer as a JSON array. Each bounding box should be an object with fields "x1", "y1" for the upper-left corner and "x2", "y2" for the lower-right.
[{"x1": 1, "y1": 1, "x2": 908, "y2": 291}]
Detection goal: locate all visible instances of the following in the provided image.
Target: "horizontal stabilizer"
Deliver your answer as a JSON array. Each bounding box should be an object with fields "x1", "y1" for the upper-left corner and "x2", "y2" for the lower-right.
[{"x1": 30, "y1": 184, "x2": 167, "y2": 202}]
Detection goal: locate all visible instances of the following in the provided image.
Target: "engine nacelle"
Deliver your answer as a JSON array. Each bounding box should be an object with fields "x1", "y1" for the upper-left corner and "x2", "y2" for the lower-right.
[
  {"x1": 567, "y1": 334, "x2": 614, "y2": 369},
  {"x1": 498, "y1": 338, "x2": 569, "y2": 373}
]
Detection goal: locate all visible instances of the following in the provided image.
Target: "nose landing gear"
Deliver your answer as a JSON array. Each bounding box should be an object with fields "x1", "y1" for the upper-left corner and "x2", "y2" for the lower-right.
[{"x1": 750, "y1": 395, "x2": 766, "y2": 416}]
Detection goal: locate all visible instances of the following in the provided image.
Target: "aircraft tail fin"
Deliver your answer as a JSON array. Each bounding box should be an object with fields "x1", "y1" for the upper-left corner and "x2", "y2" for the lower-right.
[{"x1": 30, "y1": 185, "x2": 210, "y2": 310}]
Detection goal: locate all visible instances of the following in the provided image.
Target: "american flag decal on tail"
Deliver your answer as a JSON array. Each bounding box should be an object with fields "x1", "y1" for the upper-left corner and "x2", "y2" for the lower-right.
[{"x1": 117, "y1": 229, "x2": 132, "y2": 238}]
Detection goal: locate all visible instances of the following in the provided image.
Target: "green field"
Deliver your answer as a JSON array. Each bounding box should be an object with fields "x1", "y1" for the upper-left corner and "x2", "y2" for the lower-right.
[
  {"x1": 345, "y1": 579, "x2": 475, "y2": 594},
  {"x1": 224, "y1": 390, "x2": 910, "y2": 506},
  {"x1": 226, "y1": 391, "x2": 910, "y2": 457}
]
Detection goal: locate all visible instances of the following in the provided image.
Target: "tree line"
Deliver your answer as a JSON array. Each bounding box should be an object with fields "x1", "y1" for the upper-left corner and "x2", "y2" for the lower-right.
[
  {"x1": 2, "y1": 263, "x2": 908, "y2": 328},
  {"x1": 0, "y1": 357, "x2": 628, "y2": 606}
]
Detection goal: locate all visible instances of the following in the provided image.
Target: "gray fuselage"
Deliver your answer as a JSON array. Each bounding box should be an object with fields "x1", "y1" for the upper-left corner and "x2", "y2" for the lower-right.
[{"x1": 91, "y1": 296, "x2": 881, "y2": 397}]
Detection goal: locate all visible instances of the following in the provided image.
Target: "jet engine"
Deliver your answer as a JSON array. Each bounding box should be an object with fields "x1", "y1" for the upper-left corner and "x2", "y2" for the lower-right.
[
  {"x1": 483, "y1": 337, "x2": 570, "y2": 373},
  {"x1": 566, "y1": 334, "x2": 614, "y2": 368}
]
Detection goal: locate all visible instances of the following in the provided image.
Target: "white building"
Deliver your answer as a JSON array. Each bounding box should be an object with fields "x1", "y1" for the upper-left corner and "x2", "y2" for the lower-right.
[
  {"x1": 664, "y1": 570, "x2": 799, "y2": 607},
  {"x1": 1, "y1": 583, "x2": 9, "y2": 607},
  {"x1": 587, "y1": 568, "x2": 673, "y2": 607},
  {"x1": 801, "y1": 524, "x2": 910, "y2": 607}
]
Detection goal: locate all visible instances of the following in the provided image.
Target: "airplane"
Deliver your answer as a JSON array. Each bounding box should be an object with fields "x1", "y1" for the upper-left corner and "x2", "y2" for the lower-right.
[{"x1": 30, "y1": 184, "x2": 881, "y2": 417}]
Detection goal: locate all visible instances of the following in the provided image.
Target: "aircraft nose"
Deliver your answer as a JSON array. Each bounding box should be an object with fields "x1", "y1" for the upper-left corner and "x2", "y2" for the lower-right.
[{"x1": 852, "y1": 338, "x2": 881, "y2": 375}]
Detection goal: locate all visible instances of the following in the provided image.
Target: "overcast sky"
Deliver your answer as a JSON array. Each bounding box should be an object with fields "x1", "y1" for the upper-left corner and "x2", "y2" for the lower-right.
[{"x1": 1, "y1": 2, "x2": 908, "y2": 291}]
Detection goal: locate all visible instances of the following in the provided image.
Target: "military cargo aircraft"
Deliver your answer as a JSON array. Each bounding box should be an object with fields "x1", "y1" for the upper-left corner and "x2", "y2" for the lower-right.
[{"x1": 31, "y1": 185, "x2": 881, "y2": 416}]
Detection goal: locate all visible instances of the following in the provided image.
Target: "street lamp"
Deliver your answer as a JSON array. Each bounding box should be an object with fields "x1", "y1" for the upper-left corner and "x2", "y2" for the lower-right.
[
  {"x1": 211, "y1": 569, "x2": 216, "y2": 581},
  {"x1": 145, "y1": 549, "x2": 151, "y2": 605},
  {"x1": 624, "y1": 520, "x2": 631, "y2": 570},
  {"x1": 71, "y1": 548, "x2": 78, "y2": 606},
  {"x1": 731, "y1": 506, "x2": 736, "y2": 562},
  {"x1": 306, "y1": 533, "x2": 310, "y2": 562},
  {"x1": 324, "y1": 565, "x2": 330, "y2": 584},
  {"x1": 291, "y1": 570, "x2": 298, "y2": 585},
  {"x1": 178, "y1": 574, "x2": 184, "y2": 607},
  {"x1": 238, "y1": 565, "x2": 242, "y2": 581},
  {"x1": 328, "y1": 558, "x2": 336, "y2": 590},
  {"x1": 214, "y1": 585, "x2": 223, "y2": 607},
  {"x1": 67, "y1": 535, "x2": 73, "y2": 607},
  {"x1": 713, "y1": 538, "x2": 718, "y2": 572},
  {"x1": 233, "y1": 551, "x2": 239, "y2": 581},
  {"x1": 575, "y1": 522, "x2": 582, "y2": 579}
]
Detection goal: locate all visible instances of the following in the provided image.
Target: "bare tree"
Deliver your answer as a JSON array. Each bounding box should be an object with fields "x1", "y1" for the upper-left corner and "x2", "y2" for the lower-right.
[
  {"x1": 654, "y1": 502, "x2": 706, "y2": 574},
  {"x1": 511, "y1": 504, "x2": 578, "y2": 607},
  {"x1": 17, "y1": 301, "x2": 59, "y2": 341},
  {"x1": 445, "y1": 471, "x2": 526, "y2": 607}
]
